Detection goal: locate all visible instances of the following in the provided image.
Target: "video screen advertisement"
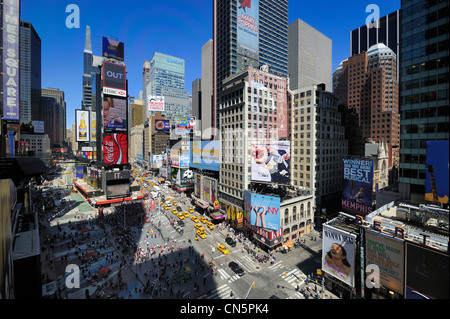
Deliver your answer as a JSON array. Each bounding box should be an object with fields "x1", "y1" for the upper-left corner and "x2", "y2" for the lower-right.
[
  {"x1": 103, "y1": 96, "x2": 127, "y2": 132},
  {"x1": 406, "y1": 243, "x2": 449, "y2": 299},
  {"x1": 176, "y1": 117, "x2": 196, "y2": 135},
  {"x1": 342, "y1": 158, "x2": 374, "y2": 216},
  {"x1": 155, "y1": 119, "x2": 170, "y2": 132},
  {"x1": 102, "y1": 61, "x2": 127, "y2": 97},
  {"x1": 103, "y1": 133, "x2": 128, "y2": 166},
  {"x1": 365, "y1": 230, "x2": 405, "y2": 295},
  {"x1": 251, "y1": 141, "x2": 290, "y2": 185},
  {"x1": 75, "y1": 110, "x2": 90, "y2": 142},
  {"x1": 244, "y1": 191, "x2": 281, "y2": 232},
  {"x1": 2, "y1": 0, "x2": 20, "y2": 121},
  {"x1": 190, "y1": 140, "x2": 221, "y2": 172},
  {"x1": 322, "y1": 225, "x2": 356, "y2": 287},
  {"x1": 102, "y1": 37, "x2": 124, "y2": 61},
  {"x1": 425, "y1": 140, "x2": 449, "y2": 204}
]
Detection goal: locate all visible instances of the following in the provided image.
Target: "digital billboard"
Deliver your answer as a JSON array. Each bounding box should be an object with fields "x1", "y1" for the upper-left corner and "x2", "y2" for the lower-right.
[
  {"x1": 106, "y1": 184, "x2": 130, "y2": 198},
  {"x1": 365, "y1": 230, "x2": 405, "y2": 295},
  {"x1": 322, "y1": 225, "x2": 356, "y2": 287},
  {"x1": 342, "y1": 158, "x2": 374, "y2": 216},
  {"x1": 103, "y1": 133, "x2": 128, "y2": 166},
  {"x1": 2, "y1": 0, "x2": 20, "y2": 121},
  {"x1": 76, "y1": 166, "x2": 84, "y2": 179},
  {"x1": 176, "y1": 117, "x2": 196, "y2": 135},
  {"x1": 76, "y1": 110, "x2": 90, "y2": 142},
  {"x1": 190, "y1": 140, "x2": 221, "y2": 171},
  {"x1": 237, "y1": 0, "x2": 259, "y2": 60},
  {"x1": 251, "y1": 141, "x2": 290, "y2": 185},
  {"x1": 244, "y1": 191, "x2": 281, "y2": 231},
  {"x1": 155, "y1": 119, "x2": 170, "y2": 132},
  {"x1": 151, "y1": 155, "x2": 163, "y2": 169},
  {"x1": 177, "y1": 169, "x2": 194, "y2": 186},
  {"x1": 102, "y1": 61, "x2": 127, "y2": 97},
  {"x1": 90, "y1": 112, "x2": 97, "y2": 141},
  {"x1": 148, "y1": 96, "x2": 165, "y2": 112},
  {"x1": 103, "y1": 96, "x2": 127, "y2": 131},
  {"x1": 102, "y1": 37, "x2": 124, "y2": 61},
  {"x1": 425, "y1": 140, "x2": 449, "y2": 204}
]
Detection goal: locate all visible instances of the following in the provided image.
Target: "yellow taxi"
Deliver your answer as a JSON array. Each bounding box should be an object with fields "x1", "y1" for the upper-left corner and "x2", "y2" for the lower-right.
[
  {"x1": 206, "y1": 222, "x2": 215, "y2": 230},
  {"x1": 194, "y1": 224, "x2": 204, "y2": 232},
  {"x1": 166, "y1": 198, "x2": 172, "y2": 202},
  {"x1": 163, "y1": 205, "x2": 170, "y2": 210},
  {"x1": 183, "y1": 212, "x2": 189, "y2": 218},
  {"x1": 160, "y1": 200, "x2": 164, "y2": 205},
  {"x1": 196, "y1": 230, "x2": 207, "y2": 239},
  {"x1": 177, "y1": 213, "x2": 185, "y2": 220},
  {"x1": 199, "y1": 216, "x2": 207, "y2": 224},
  {"x1": 217, "y1": 245, "x2": 229, "y2": 255},
  {"x1": 172, "y1": 209, "x2": 178, "y2": 215},
  {"x1": 172, "y1": 201, "x2": 178, "y2": 206},
  {"x1": 188, "y1": 207, "x2": 195, "y2": 214},
  {"x1": 191, "y1": 216, "x2": 199, "y2": 223}
]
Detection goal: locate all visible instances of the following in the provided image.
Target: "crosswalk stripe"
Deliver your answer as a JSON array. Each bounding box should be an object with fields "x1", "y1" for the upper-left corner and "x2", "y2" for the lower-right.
[
  {"x1": 205, "y1": 284, "x2": 233, "y2": 299},
  {"x1": 218, "y1": 268, "x2": 230, "y2": 280}
]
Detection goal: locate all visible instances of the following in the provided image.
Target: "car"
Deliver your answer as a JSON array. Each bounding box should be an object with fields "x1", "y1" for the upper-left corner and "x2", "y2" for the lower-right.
[
  {"x1": 206, "y1": 222, "x2": 215, "y2": 230},
  {"x1": 188, "y1": 207, "x2": 195, "y2": 214},
  {"x1": 172, "y1": 209, "x2": 178, "y2": 215},
  {"x1": 191, "y1": 216, "x2": 199, "y2": 223},
  {"x1": 163, "y1": 205, "x2": 169, "y2": 210},
  {"x1": 225, "y1": 237, "x2": 236, "y2": 247},
  {"x1": 194, "y1": 224, "x2": 204, "y2": 231},
  {"x1": 176, "y1": 206, "x2": 183, "y2": 212},
  {"x1": 196, "y1": 230, "x2": 207, "y2": 239},
  {"x1": 183, "y1": 212, "x2": 189, "y2": 218},
  {"x1": 166, "y1": 198, "x2": 172, "y2": 202},
  {"x1": 178, "y1": 220, "x2": 185, "y2": 227},
  {"x1": 228, "y1": 261, "x2": 245, "y2": 276},
  {"x1": 199, "y1": 216, "x2": 207, "y2": 224},
  {"x1": 172, "y1": 201, "x2": 178, "y2": 206},
  {"x1": 177, "y1": 213, "x2": 185, "y2": 220},
  {"x1": 217, "y1": 245, "x2": 229, "y2": 255}
]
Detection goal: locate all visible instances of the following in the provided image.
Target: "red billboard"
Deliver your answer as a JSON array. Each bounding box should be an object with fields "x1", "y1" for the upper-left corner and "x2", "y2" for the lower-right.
[{"x1": 103, "y1": 133, "x2": 128, "y2": 166}]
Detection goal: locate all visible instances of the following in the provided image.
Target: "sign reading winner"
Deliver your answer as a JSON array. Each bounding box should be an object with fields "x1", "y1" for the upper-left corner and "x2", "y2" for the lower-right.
[
  {"x1": 342, "y1": 158, "x2": 374, "y2": 216},
  {"x1": 102, "y1": 61, "x2": 127, "y2": 97}
]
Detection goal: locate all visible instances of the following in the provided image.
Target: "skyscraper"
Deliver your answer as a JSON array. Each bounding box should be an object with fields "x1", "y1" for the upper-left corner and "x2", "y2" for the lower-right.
[
  {"x1": 398, "y1": 0, "x2": 449, "y2": 203},
  {"x1": 146, "y1": 52, "x2": 191, "y2": 121},
  {"x1": 213, "y1": 0, "x2": 289, "y2": 134},
  {"x1": 41, "y1": 88, "x2": 66, "y2": 144},
  {"x1": 288, "y1": 18, "x2": 332, "y2": 91},
  {"x1": 19, "y1": 21, "x2": 41, "y2": 123},
  {"x1": 82, "y1": 26, "x2": 96, "y2": 111}
]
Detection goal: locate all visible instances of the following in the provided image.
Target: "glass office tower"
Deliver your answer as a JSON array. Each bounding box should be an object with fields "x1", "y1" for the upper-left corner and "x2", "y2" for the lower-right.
[{"x1": 399, "y1": 0, "x2": 449, "y2": 202}]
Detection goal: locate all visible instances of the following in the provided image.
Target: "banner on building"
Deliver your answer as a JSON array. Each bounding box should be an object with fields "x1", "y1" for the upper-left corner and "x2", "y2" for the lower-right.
[
  {"x1": 342, "y1": 158, "x2": 374, "y2": 216},
  {"x1": 148, "y1": 96, "x2": 165, "y2": 112},
  {"x1": 103, "y1": 133, "x2": 128, "y2": 166},
  {"x1": 251, "y1": 141, "x2": 290, "y2": 185},
  {"x1": 244, "y1": 191, "x2": 281, "y2": 231},
  {"x1": 425, "y1": 140, "x2": 449, "y2": 204}
]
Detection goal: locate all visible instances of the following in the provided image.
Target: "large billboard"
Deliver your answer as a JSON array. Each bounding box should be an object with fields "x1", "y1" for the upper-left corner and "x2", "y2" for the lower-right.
[
  {"x1": 90, "y1": 112, "x2": 97, "y2": 141},
  {"x1": 103, "y1": 96, "x2": 127, "y2": 131},
  {"x1": 425, "y1": 140, "x2": 449, "y2": 204},
  {"x1": 2, "y1": 0, "x2": 20, "y2": 121},
  {"x1": 155, "y1": 119, "x2": 170, "y2": 132},
  {"x1": 251, "y1": 141, "x2": 290, "y2": 185},
  {"x1": 75, "y1": 110, "x2": 90, "y2": 142},
  {"x1": 102, "y1": 37, "x2": 124, "y2": 61},
  {"x1": 244, "y1": 191, "x2": 281, "y2": 231},
  {"x1": 151, "y1": 155, "x2": 163, "y2": 169},
  {"x1": 406, "y1": 243, "x2": 449, "y2": 299},
  {"x1": 365, "y1": 230, "x2": 404, "y2": 295},
  {"x1": 322, "y1": 225, "x2": 356, "y2": 287},
  {"x1": 102, "y1": 61, "x2": 127, "y2": 97},
  {"x1": 190, "y1": 140, "x2": 221, "y2": 171},
  {"x1": 175, "y1": 117, "x2": 196, "y2": 135},
  {"x1": 103, "y1": 133, "x2": 128, "y2": 166},
  {"x1": 32, "y1": 121, "x2": 44, "y2": 134},
  {"x1": 177, "y1": 169, "x2": 194, "y2": 186},
  {"x1": 237, "y1": 0, "x2": 259, "y2": 60},
  {"x1": 342, "y1": 158, "x2": 374, "y2": 216},
  {"x1": 148, "y1": 96, "x2": 165, "y2": 112}
]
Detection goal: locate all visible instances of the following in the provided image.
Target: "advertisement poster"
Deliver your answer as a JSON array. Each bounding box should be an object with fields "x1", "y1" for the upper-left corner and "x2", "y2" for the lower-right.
[
  {"x1": 190, "y1": 141, "x2": 220, "y2": 171},
  {"x1": 322, "y1": 225, "x2": 356, "y2": 287},
  {"x1": 251, "y1": 141, "x2": 290, "y2": 185},
  {"x1": 33, "y1": 121, "x2": 45, "y2": 134},
  {"x1": 342, "y1": 158, "x2": 374, "y2": 216},
  {"x1": 90, "y1": 112, "x2": 97, "y2": 142},
  {"x1": 103, "y1": 96, "x2": 127, "y2": 131},
  {"x1": 2, "y1": 0, "x2": 20, "y2": 121},
  {"x1": 178, "y1": 169, "x2": 194, "y2": 186},
  {"x1": 203, "y1": 178, "x2": 211, "y2": 204},
  {"x1": 76, "y1": 166, "x2": 84, "y2": 179},
  {"x1": 151, "y1": 155, "x2": 163, "y2": 169},
  {"x1": 102, "y1": 61, "x2": 127, "y2": 97},
  {"x1": 365, "y1": 230, "x2": 404, "y2": 294},
  {"x1": 425, "y1": 140, "x2": 449, "y2": 204},
  {"x1": 103, "y1": 133, "x2": 128, "y2": 166},
  {"x1": 176, "y1": 117, "x2": 196, "y2": 134},
  {"x1": 237, "y1": 0, "x2": 259, "y2": 60},
  {"x1": 76, "y1": 110, "x2": 90, "y2": 142},
  {"x1": 155, "y1": 119, "x2": 170, "y2": 132},
  {"x1": 244, "y1": 191, "x2": 281, "y2": 231},
  {"x1": 148, "y1": 96, "x2": 165, "y2": 112},
  {"x1": 102, "y1": 37, "x2": 124, "y2": 61}
]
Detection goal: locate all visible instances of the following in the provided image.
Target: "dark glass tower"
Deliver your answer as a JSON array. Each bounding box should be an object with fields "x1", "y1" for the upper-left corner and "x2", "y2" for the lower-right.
[{"x1": 398, "y1": 0, "x2": 449, "y2": 202}]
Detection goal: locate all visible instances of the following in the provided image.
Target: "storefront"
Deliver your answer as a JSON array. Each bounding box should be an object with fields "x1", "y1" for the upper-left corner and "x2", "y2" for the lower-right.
[{"x1": 244, "y1": 220, "x2": 283, "y2": 251}]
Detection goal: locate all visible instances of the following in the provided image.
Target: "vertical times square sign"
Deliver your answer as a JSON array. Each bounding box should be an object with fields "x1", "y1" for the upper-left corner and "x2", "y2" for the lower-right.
[{"x1": 2, "y1": 0, "x2": 20, "y2": 121}]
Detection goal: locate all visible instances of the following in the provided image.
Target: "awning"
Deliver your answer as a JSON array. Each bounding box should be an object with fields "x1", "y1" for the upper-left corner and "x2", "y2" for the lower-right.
[
  {"x1": 210, "y1": 212, "x2": 226, "y2": 220},
  {"x1": 195, "y1": 198, "x2": 210, "y2": 209}
]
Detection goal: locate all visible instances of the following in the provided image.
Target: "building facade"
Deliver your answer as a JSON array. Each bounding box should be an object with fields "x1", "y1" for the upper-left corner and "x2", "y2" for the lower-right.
[
  {"x1": 288, "y1": 19, "x2": 332, "y2": 91},
  {"x1": 398, "y1": 0, "x2": 449, "y2": 203},
  {"x1": 41, "y1": 88, "x2": 66, "y2": 145}
]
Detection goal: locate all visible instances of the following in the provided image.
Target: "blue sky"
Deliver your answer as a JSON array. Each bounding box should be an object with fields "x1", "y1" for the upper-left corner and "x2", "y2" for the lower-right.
[{"x1": 21, "y1": 0, "x2": 400, "y2": 130}]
